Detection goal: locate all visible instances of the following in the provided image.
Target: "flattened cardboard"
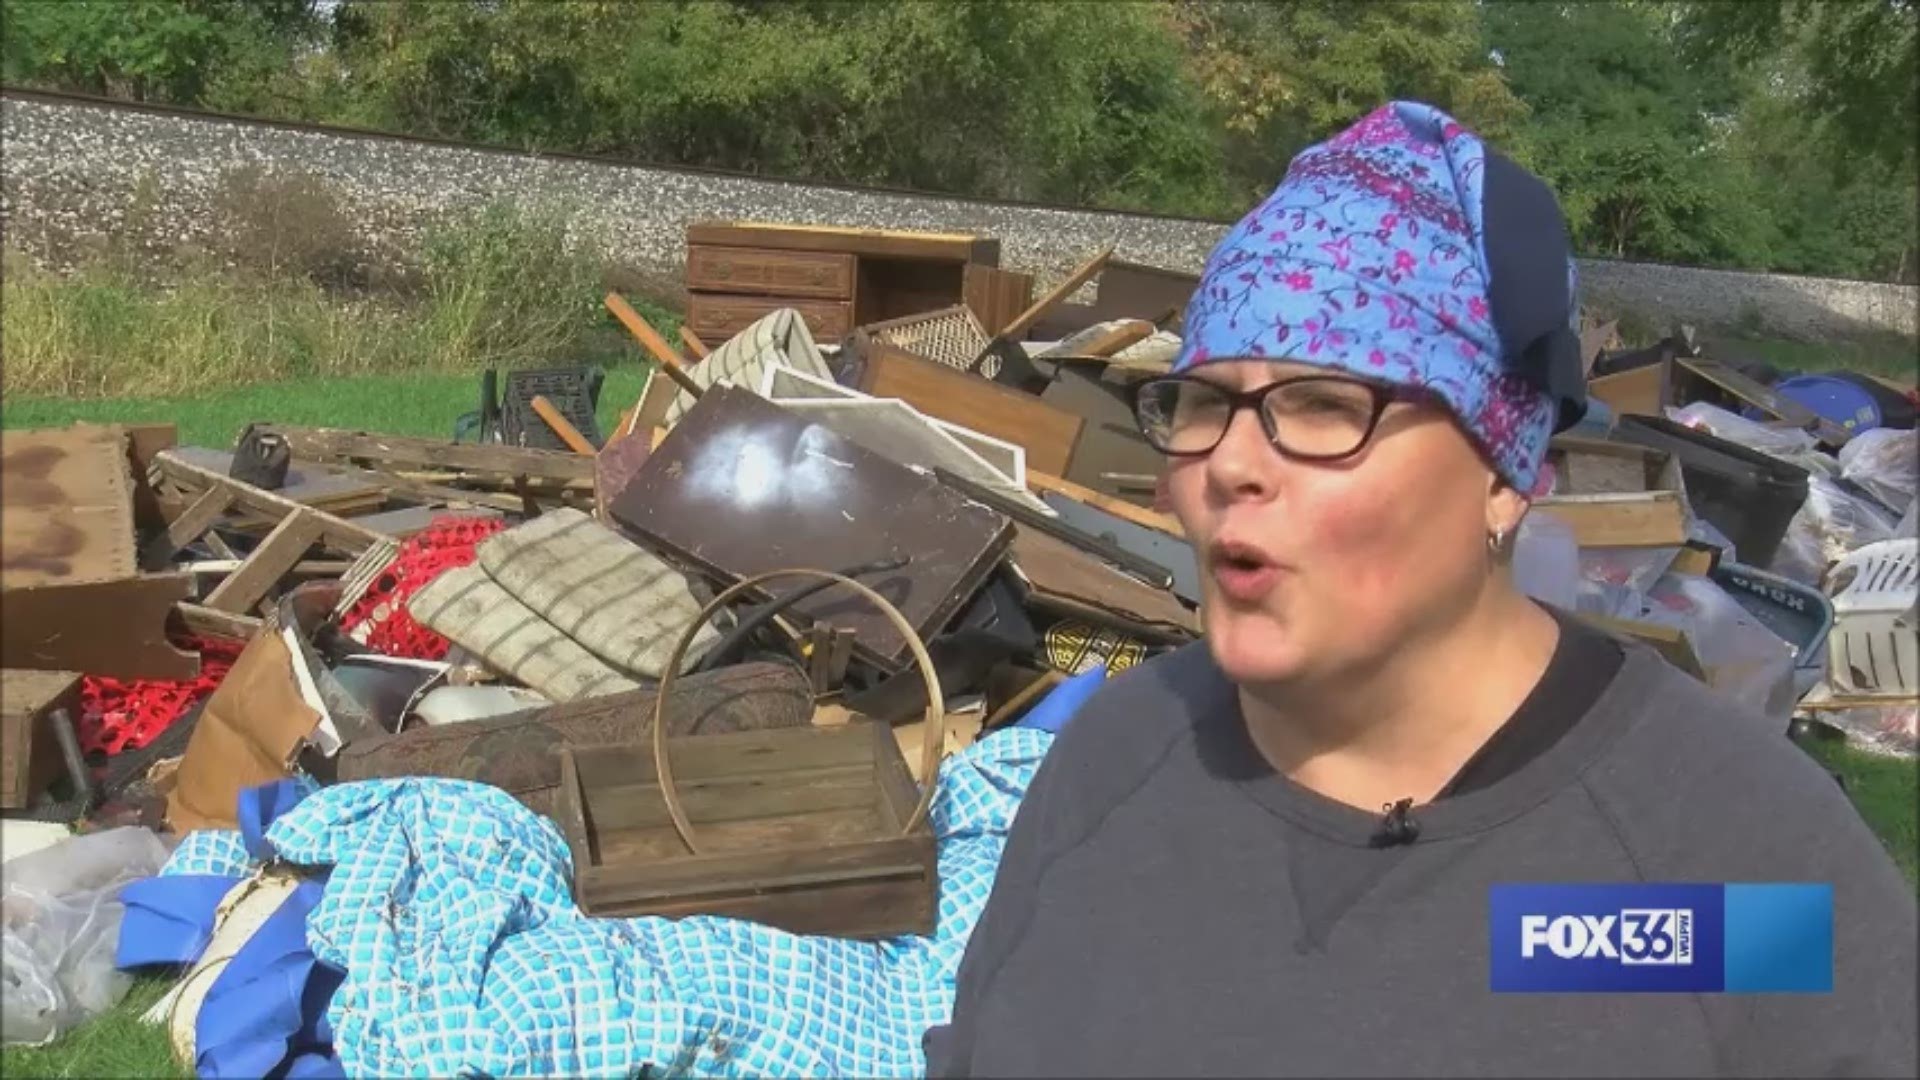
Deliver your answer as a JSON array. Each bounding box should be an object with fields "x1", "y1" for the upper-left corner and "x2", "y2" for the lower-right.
[
  {"x1": 610, "y1": 386, "x2": 1015, "y2": 671},
  {"x1": 1007, "y1": 526, "x2": 1198, "y2": 643},
  {"x1": 166, "y1": 631, "x2": 320, "y2": 833},
  {"x1": 2, "y1": 424, "x2": 137, "y2": 589}
]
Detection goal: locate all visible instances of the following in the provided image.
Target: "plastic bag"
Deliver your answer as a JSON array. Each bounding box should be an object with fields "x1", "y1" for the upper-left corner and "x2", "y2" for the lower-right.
[
  {"x1": 1580, "y1": 546, "x2": 1681, "y2": 596},
  {"x1": 1643, "y1": 574, "x2": 1798, "y2": 725},
  {"x1": 1838, "y1": 428, "x2": 1918, "y2": 512},
  {"x1": 1666, "y1": 402, "x2": 1819, "y2": 459},
  {"x1": 1512, "y1": 510, "x2": 1580, "y2": 610},
  {"x1": 1768, "y1": 473, "x2": 1901, "y2": 586},
  {"x1": 1, "y1": 827, "x2": 173, "y2": 1046}
]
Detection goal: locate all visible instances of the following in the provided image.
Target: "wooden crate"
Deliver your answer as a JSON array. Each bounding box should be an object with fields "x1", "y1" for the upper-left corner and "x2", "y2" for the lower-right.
[
  {"x1": 555, "y1": 722, "x2": 936, "y2": 938},
  {"x1": 2, "y1": 669, "x2": 80, "y2": 809},
  {"x1": 555, "y1": 566, "x2": 946, "y2": 939}
]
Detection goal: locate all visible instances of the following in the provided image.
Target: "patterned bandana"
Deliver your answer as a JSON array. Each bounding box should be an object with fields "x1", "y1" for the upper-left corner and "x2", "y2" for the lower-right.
[{"x1": 1173, "y1": 101, "x2": 1586, "y2": 495}]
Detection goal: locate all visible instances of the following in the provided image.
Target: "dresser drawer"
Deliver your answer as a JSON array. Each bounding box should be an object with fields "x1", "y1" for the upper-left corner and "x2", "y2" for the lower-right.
[
  {"x1": 687, "y1": 293, "x2": 853, "y2": 343},
  {"x1": 686, "y1": 245, "x2": 856, "y2": 300}
]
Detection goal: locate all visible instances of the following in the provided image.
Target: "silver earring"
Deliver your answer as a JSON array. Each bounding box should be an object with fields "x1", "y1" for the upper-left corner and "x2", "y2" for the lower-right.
[{"x1": 1487, "y1": 527, "x2": 1507, "y2": 553}]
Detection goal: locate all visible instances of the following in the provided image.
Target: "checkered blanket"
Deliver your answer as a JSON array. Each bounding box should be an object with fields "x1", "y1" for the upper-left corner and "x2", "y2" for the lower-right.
[{"x1": 161, "y1": 726, "x2": 1052, "y2": 1078}]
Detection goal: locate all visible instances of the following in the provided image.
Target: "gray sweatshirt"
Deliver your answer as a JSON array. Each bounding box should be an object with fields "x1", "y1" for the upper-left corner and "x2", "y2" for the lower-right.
[{"x1": 925, "y1": 639, "x2": 1918, "y2": 1078}]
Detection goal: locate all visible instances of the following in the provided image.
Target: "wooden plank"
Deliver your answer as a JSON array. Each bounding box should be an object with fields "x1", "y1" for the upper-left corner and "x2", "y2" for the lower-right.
[
  {"x1": 1, "y1": 424, "x2": 137, "y2": 589},
  {"x1": 172, "y1": 602, "x2": 264, "y2": 644},
  {"x1": 347, "y1": 505, "x2": 500, "y2": 538},
  {"x1": 1586, "y1": 359, "x2": 1671, "y2": 419},
  {"x1": 1, "y1": 669, "x2": 81, "y2": 809},
  {"x1": 203, "y1": 509, "x2": 327, "y2": 614},
  {"x1": 167, "y1": 445, "x2": 388, "y2": 515},
  {"x1": 962, "y1": 263, "x2": 1035, "y2": 337},
  {"x1": 1000, "y1": 245, "x2": 1116, "y2": 341},
  {"x1": 140, "y1": 487, "x2": 235, "y2": 569},
  {"x1": 858, "y1": 343, "x2": 1083, "y2": 476},
  {"x1": 355, "y1": 470, "x2": 530, "y2": 515},
  {"x1": 1026, "y1": 469, "x2": 1184, "y2": 537},
  {"x1": 1675, "y1": 356, "x2": 1854, "y2": 447},
  {"x1": 251, "y1": 425, "x2": 594, "y2": 485},
  {"x1": 153, "y1": 449, "x2": 390, "y2": 555},
  {"x1": 1531, "y1": 491, "x2": 1689, "y2": 549},
  {"x1": 686, "y1": 221, "x2": 998, "y2": 265},
  {"x1": 678, "y1": 326, "x2": 711, "y2": 359},
  {"x1": 1, "y1": 574, "x2": 200, "y2": 679},
  {"x1": 531, "y1": 395, "x2": 599, "y2": 455}
]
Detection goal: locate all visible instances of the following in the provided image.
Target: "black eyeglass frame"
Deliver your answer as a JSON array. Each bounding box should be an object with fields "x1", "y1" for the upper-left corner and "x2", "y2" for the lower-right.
[{"x1": 1126, "y1": 371, "x2": 1426, "y2": 462}]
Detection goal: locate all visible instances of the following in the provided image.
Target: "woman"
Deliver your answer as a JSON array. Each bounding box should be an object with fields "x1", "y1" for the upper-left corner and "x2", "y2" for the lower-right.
[{"x1": 924, "y1": 102, "x2": 1916, "y2": 1078}]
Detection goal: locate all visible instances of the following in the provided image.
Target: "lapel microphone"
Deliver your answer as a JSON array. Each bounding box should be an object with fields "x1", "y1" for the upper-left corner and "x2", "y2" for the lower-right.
[{"x1": 1370, "y1": 797, "x2": 1422, "y2": 848}]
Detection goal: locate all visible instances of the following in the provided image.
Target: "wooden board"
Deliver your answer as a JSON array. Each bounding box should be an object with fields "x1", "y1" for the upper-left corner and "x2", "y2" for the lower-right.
[
  {"x1": 1586, "y1": 359, "x2": 1671, "y2": 419},
  {"x1": 1026, "y1": 469, "x2": 1184, "y2": 537},
  {"x1": 857, "y1": 343, "x2": 1083, "y2": 476},
  {"x1": 686, "y1": 221, "x2": 999, "y2": 265},
  {"x1": 686, "y1": 244, "x2": 855, "y2": 300},
  {"x1": 253, "y1": 425, "x2": 596, "y2": 485},
  {"x1": 1, "y1": 424, "x2": 136, "y2": 589},
  {"x1": 1674, "y1": 357, "x2": 1854, "y2": 447},
  {"x1": 556, "y1": 721, "x2": 937, "y2": 939},
  {"x1": 1, "y1": 669, "x2": 80, "y2": 809},
  {"x1": 1087, "y1": 259, "x2": 1199, "y2": 323},
  {"x1": 203, "y1": 509, "x2": 327, "y2": 614},
  {"x1": 1007, "y1": 526, "x2": 1199, "y2": 643},
  {"x1": 347, "y1": 505, "x2": 501, "y2": 538},
  {"x1": 168, "y1": 446, "x2": 388, "y2": 516},
  {"x1": 1, "y1": 574, "x2": 200, "y2": 679},
  {"x1": 609, "y1": 386, "x2": 1015, "y2": 672},
  {"x1": 1545, "y1": 435, "x2": 1683, "y2": 497},
  {"x1": 1531, "y1": 491, "x2": 1689, "y2": 549},
  {"x1": 152, "y1": 449, "x2": 391, "y2": 555},
  {"x1": 1041, "y1": 367, "x2": 1166, "y2": 502},
  {"x1": 963, "y1": 263, "x2": 1036, "y2": 337}
]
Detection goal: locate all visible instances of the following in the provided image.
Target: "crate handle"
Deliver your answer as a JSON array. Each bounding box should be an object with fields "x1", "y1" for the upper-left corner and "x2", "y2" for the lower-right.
[{"x1": 651, "y1": 567, "x2": 946, "y2": 855}]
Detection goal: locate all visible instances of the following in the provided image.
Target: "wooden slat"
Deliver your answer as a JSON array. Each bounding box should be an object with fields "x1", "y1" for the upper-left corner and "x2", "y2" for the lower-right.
[
  {"x1": 251, "y1": 425, "x2": 594, "y2": 484},
  {"x1": 1532, "y1": 491, "x2": 1689, "y2": 549},
  {"x1": 140, "y1": 487, "x2": 234, "y2": 569},
  {"x1": 172, "y1": 602, "x2": 264, "y2": 643},
  {"x1": 2, "y1": 669, "x2": 81, "y2": 809},
  {"x1": 1586, "y1": 360, "x2": 1671, "y2": 419},
  {"x1": 203, "y1": 509, "x2": 327, "y2": 614},
  {"x1": 858, "y1": 344, "x2": 1083, "y2": 476},
  {"x1": 153, "y1": 449, "x2": 390, "y2": 554},
  {"x1": 1026, "y1": 468, "x2": 1183, "y2": 537}
]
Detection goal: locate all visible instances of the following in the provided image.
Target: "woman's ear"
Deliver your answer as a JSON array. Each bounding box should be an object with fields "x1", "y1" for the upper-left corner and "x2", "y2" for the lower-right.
[{"x1": 1485, "y1": 473, "x2": 1530, "y2": 541}]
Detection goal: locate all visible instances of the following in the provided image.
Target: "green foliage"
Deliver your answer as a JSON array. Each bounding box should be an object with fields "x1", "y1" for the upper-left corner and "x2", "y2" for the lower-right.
[{"x1": 3, "y1": 0, "x2": 1914, "y2": 279}]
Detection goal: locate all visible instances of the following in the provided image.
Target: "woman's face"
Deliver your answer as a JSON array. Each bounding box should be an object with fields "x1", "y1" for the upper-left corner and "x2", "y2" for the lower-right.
[{"x1": 1162, "y1": 359, "x2": 1520, "y2": 687}]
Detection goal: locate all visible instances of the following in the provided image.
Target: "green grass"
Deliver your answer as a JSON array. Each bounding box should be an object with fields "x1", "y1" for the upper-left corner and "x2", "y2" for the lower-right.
[
  {"x1": 1795, "y1": 734, "x2": 1920, "y2": 886},
  {"x1": 1, "y1": 364, "x2": 652, "y2": 449},
  {"x1": 0, "y1": 976, "x2": 188, "y2": 1079},
  {"x1": 1713, "y1": 333, "x2": 1917, "y2": 383}
]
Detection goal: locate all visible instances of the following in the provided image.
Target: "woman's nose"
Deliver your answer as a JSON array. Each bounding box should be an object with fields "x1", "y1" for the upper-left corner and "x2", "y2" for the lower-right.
[{"x1": 1204, "y1": 405, "x2": 1279, "y2": 500}]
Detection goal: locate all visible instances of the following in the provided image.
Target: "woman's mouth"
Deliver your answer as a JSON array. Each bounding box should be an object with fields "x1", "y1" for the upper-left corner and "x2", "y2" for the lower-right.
[{"x1": 1208, "y1": 540, "x2": 1282, "y2": 604}]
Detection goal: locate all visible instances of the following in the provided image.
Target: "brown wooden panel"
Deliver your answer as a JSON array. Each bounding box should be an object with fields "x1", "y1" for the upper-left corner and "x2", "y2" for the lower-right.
[
  {"x1": 962, "y1": 263, "x2": 1036, "y2": 337},
  {"x1": 686, "y1": 221, "x2": 998, "y2": 265},
  {"x1": 1089, "y1": 259, "x2": 1199, "y2": 322},
  {"x1": 1586, "y1": 359, "x2": 1671, "y2": 419},
  {"x1": 1, "y1": 574, "x2": 200, "y2": 679},
  {"x1": 686, "y1": 244, "x2": 854, "y2": 300},
  {"x1": 1, "y1": 424, "x2": 137, "y2": 589},
  {"x1": 854, "y1": 258, "x2": 968, "y2": 325},
  {"x1": 857, "y1": 344, "x2": 1083, "y2": 476},
  {"x1": 687, "y1": 293, "x2": 851, "y2": 343},
  {"x1": 1, "y1": 669, "x2": 80, "y2": 809},
  {"x1": 611, "y1": 386, "x2": 1015, "y2": 672}
]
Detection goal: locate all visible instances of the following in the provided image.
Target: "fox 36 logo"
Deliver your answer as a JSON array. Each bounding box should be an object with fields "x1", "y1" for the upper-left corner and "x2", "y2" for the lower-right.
[{"x1": 1519, "y1": 909, "x2": 1694, "y2": 965}]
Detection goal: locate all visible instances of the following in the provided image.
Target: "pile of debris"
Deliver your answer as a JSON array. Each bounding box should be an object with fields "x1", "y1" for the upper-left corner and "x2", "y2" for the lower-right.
[{"x1": 2, "y1": 220, "x2": 1913, "y2": 1065}]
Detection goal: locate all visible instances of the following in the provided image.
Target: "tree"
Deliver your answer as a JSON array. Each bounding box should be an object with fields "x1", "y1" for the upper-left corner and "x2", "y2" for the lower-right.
[
  {"x1": 1, "y1": 0, "x2": 318, "y2": 104},
  {"x1": 1481, "y1": 0, "x2": 1772, "y2": 267},
  {"x1": 1164, "y1": 0, "x2": 1528, "y2": 206}
]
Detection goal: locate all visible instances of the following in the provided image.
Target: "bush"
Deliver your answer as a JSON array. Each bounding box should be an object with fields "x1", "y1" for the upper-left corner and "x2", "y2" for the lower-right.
[
  {"x1": 209, "y1": 165, "x2": 370, "y2": 291},
  {"x1": 415, "y1": 202, "x2": 608, "y2": 369}
]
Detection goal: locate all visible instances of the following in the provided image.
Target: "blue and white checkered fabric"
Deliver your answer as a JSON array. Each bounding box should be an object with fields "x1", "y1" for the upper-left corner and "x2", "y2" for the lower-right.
[{"x1": 157, "y1": 726, "x2": 1053, "y2": 1078}]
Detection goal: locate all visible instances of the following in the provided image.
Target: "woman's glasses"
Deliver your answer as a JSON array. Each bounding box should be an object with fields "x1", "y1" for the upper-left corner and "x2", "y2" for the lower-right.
[{"x1": 1127, "y1": 373, "x2": 1409, "y2": 461}]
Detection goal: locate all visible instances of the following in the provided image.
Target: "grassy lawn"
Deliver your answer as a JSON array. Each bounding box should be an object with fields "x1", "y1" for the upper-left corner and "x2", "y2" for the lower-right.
[
  {"x1": 1, "y1": 362, "x2": 653, "y2": 449},
  {"x1": 1, "y1": 370, "x2": 1913, "y2": 1077}
]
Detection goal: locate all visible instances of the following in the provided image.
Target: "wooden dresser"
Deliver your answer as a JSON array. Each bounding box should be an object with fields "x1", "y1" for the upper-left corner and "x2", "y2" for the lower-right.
[{"x1": 683, "y1": 222, "x2": 1012, "y2": 344}]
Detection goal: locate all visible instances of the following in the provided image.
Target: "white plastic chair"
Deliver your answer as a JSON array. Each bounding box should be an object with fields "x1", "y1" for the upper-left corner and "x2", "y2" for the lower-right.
[{"x1": 1825, "y1": 537, "x2": 1919, "y2": 697}]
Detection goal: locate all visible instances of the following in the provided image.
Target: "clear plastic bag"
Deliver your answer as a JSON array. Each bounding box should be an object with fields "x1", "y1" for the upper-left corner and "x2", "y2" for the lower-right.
[
  {"x1": 1512, "y1": 510, "x2": 1580, "y2": 610},
  {"x1": 1643, "y1": 574, "x2": 1799, "y2": 725},
  {"x1": 1665, "y1": 402, "x2": 1818, "y2": 459},
  {"x1": 1766, "y1": 473, "x2": 1901, "y2": 587},
  {"x1": 1, "y1": 827, "x2": 173, "y2": 1046},
  {"x1": 1837, "y1": 428, "x2": 1918, "y2": 512}
]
